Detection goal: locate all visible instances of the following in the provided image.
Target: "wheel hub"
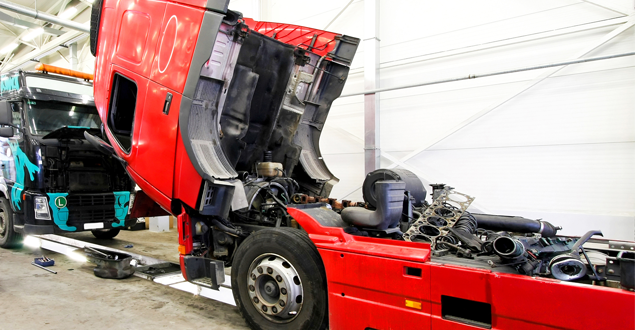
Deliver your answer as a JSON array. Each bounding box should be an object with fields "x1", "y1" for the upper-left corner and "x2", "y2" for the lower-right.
[{"x1": 247, "y1": 253, "x2": 303, "y2": 322}]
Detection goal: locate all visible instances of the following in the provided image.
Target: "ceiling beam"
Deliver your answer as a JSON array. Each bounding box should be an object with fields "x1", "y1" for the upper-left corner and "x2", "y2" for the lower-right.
[{"x1": 2, "y1": 29, "x2": 83, "y2": 72}]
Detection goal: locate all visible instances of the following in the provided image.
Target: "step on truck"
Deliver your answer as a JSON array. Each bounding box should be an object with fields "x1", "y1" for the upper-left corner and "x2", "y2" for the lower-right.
[
  {"x1": 88, "y1": 1, "x2": 635, "y2": 329},
  {"x1": 0, "y1": 65, "x2": 136, "y2": 248}
]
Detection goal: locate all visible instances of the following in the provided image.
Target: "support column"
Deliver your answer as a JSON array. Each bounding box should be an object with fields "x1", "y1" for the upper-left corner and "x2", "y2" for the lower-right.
[
  {"x1": 69, "y1": 42, "x2": 78, "y2": 70},
  {"x1": 363, "y1": 0, "x2": 380, "y2": 174}
]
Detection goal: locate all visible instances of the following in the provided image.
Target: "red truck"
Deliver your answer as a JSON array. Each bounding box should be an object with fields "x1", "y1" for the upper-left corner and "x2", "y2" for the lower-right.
[{"x1": 87, "y1": 1, "x2": 635, "y2": 329}]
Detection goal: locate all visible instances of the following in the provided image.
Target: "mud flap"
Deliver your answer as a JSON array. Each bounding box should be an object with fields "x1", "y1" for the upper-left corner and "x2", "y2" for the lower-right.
[{"x1": 183, "y1": 256, "x2": 225, "y2": 290}]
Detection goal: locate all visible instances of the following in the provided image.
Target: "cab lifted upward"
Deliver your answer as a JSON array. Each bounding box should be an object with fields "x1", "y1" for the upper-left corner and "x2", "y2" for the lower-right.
[{"x1": 88, "y1": 0, "x2": 634, "y2": 329}]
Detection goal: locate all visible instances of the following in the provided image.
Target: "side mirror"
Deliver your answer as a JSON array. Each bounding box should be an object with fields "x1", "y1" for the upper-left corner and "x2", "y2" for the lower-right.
[
  {"x1": 0, "y1": 101, "x2": 11, "y2": 126},
  {"x1": 0, "y1": 127, "x2": 12, "y2": 137}
]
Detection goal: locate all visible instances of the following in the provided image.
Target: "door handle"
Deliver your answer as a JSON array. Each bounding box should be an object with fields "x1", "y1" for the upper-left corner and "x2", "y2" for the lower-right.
[{"x1": 163, "y1": 92, "x2": 173, "y2": 115}]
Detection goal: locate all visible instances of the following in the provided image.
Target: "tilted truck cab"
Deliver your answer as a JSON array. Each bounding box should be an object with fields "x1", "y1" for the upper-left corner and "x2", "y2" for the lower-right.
[
  {"x1": 89, "y1": 1, "x2": 635, "y2": 329},
  {"x1": 0, "y1": 68, "x2": 136, "y2": 248}
]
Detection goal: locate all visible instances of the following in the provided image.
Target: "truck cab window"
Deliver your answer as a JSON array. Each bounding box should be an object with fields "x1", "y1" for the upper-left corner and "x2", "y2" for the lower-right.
[
  {"x1": 108, "y1": 74, "x2": 137, "y2": 153},
  {"x1": 25, "y1": 101, "x2": 101, "y2": 135},
  {"x1": 11, "y1": 102, "x2": 21, "y2": 136}
]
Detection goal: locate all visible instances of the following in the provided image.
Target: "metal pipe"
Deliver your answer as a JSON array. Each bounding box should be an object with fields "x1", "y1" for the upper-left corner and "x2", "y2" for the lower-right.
[
  {"x1": 31, "y1": 261, "x2": 57, "y2": 274},
  {"x1": 0, "y1": 1, "x2": 89, "y2": 33},
  {"x1": 340, "y1": 51, "x2": 635, "y2": 97}
]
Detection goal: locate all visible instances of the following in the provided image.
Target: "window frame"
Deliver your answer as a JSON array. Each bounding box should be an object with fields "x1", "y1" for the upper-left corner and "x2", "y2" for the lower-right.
[{"x1": 107, "y1": 73, "x2": 138, "y2": 155}]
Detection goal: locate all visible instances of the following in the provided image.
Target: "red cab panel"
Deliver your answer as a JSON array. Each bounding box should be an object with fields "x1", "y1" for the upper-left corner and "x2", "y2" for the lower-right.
[
  {"x1": 111, "y1": 0, "x2": 166, "y2": 77},
  {"x1": 149, "y1": 3, "x2": 205, "y2": 93},
  {"x1": 135, "y1": 80, "x2": 181, "y2": 197}
]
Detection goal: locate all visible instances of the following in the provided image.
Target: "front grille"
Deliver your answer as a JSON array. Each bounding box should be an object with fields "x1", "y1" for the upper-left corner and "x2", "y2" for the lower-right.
[
  {"x1": 66, "y1": 194, "x2": 115, "y2": 207},
  {"x1": 66, "y1": 194, "x2": 116, "y2": 223},
  {"x1": 69, "y1": 172, "x2": 110, "y2": 192}
]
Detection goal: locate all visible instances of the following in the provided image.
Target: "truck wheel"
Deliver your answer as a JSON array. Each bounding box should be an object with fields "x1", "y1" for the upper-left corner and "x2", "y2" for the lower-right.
[
  {"x1": 231, "y1": 228, "x2": 328, "y2": 330},
  {"x1": 0, "y1": 196, "x2": 21, "y2": 248},
  {"x1": 91, "y1": 228, "x2": 120, "y2": 239}
]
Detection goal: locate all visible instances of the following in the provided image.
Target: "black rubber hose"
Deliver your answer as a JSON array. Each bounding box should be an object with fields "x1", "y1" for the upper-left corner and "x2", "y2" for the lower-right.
[
  {"x1": 212, "y1": 219, "x2": 244, "y2": 237},
  {"x1": 472, "y1": 213, "x2": 561, "y2": 237},
  {"x1": 453, "y1": 212, "x2": 478, "y2": 234}
]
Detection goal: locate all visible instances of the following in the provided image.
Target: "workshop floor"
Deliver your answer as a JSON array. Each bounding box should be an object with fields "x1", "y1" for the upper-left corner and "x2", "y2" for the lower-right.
[{"x1": 0, "y1": 229, "x2": 249, "y2": 330}]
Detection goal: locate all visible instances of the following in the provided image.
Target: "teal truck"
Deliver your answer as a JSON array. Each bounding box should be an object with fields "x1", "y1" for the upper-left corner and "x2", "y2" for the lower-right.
[{"x1": 0, "y1": 66, "x2": 136, "y2": 248}]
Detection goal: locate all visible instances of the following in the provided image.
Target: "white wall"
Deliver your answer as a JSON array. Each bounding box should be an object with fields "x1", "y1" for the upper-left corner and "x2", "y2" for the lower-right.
[{"x1": 230, "y1": 0, "x2": 635, "y2": 240}]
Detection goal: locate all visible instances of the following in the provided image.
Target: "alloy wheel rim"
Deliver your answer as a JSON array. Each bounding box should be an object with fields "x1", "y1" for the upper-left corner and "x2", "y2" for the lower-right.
[{"x1": 246, "y1": 253, "x2": 304, "y2": 323}]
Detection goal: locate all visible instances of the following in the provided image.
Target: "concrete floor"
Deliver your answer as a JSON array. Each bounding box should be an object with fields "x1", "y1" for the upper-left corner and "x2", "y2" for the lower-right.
[{"x1": 0, "y1": 229, "x2": 249, "y2": 330}]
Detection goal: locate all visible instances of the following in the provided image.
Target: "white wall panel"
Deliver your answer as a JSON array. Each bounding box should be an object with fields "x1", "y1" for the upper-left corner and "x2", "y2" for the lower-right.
[{"x1": 277, "y1": 0, "x2": 634, "y2": 240}]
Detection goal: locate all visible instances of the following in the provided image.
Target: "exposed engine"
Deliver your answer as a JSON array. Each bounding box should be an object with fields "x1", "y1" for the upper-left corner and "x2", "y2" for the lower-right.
[{"x1": 191, "y1": 164, "x2": 632, "y2": 291}]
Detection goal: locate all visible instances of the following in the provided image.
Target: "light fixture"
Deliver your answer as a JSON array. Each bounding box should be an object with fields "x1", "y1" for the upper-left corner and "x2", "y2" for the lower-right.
[
  {"x1": 34, "y1": 196, "x2": 51, "y2": 220},
  {"x1": 0, "y1": 43, "x2": 18, "y2": 54},
  {"x1": 59, "y1": 6, "x2": 78, "y2": 19},
  {"x1": 22, "y1": 28, "x2": 44, "y2": 41}
]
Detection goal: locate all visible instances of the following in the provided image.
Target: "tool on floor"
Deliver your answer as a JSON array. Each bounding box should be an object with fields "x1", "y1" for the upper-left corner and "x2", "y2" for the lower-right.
[
  {"x1": 31, "y1": 261, "x2": 57, "y2": 274},
  {"x1": 85, "y1": 246, "x2": 113, "y2": 259}
]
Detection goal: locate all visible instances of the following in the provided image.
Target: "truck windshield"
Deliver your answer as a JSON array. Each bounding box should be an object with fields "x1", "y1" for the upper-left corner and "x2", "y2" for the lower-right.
[{"x1": 25, "y1": 101, "x2": 101, "y2": 135}]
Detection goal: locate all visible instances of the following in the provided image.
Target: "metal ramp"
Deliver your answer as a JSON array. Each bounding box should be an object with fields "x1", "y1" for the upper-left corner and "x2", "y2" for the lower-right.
[{"x1": 32, "y1": 234, "x2": 236, "y2": 306}]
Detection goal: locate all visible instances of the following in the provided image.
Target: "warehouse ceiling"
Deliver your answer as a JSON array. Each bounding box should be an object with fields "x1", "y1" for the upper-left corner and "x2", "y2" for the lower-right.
[{"x1": 0, "y1": 0, "x2": 92, "y2": 72}]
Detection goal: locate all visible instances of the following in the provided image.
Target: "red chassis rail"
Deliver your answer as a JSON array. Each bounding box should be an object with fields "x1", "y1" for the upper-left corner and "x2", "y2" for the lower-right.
[{"x1": 288, "y1": 207, "x2": 635, "y2": 330}]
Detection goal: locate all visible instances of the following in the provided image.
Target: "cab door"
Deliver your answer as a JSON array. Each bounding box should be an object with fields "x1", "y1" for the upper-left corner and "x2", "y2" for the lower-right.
[
  {"x1": 133, "y1": 3, "x2": 205, "y2": 198},
  {"x1": 105, "y1": 1, "x2": 205, "y2": 199}
]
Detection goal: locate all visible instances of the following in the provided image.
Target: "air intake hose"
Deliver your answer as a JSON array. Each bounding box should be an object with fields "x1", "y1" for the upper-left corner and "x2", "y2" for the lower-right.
[
  {"x1": 341, "y1": 180, "x2": 405, "y2": 230},
  {"x1": 472, "y1": 213, "x2": 561, "y2": 237}
]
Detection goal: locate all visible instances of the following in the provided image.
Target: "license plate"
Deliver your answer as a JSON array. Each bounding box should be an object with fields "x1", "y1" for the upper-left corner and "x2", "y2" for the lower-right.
[{"x1": 84, "y1": 223, "x2": 104, "y2": 230}]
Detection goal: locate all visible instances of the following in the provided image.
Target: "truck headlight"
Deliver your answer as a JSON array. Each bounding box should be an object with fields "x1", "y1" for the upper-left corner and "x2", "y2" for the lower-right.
[
  {"x1": 34, "y1": 196, "x2": 51, "y2": 220},
  {"x1": 128, "y1": 193, "x2": 135, "y2": 215}
]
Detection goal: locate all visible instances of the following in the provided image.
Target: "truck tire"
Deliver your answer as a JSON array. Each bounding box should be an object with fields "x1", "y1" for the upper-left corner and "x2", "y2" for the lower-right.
[
  {"x1": 91, "y1": 228, "x2": 120, "y2": 239},
  {"x1": 231, "y1": 228, "x2": 328, "y2": 330},
  {"x1": 0, "y1": 196, "x2": 21, "y2": 248}
]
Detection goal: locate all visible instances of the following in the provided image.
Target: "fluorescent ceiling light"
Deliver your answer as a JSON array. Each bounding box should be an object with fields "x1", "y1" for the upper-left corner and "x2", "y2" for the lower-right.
[
  {"x1": 59, "y1": 7, "x2": 78, "y2": 19},
  {"x1": 0, "y1": 43, "x2": 19, "y2": 54},
  {"x1": 22, "y1": 28, "x2": 44, "y2": 41}
]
